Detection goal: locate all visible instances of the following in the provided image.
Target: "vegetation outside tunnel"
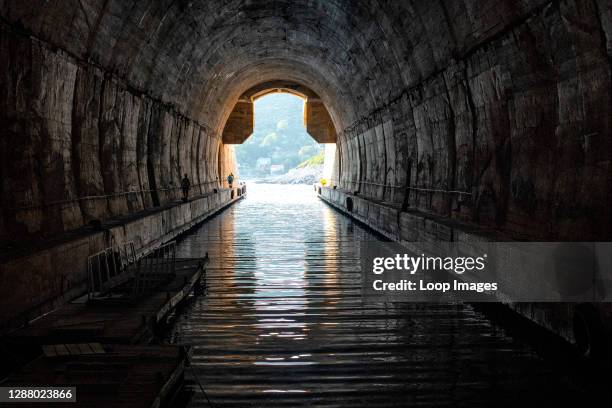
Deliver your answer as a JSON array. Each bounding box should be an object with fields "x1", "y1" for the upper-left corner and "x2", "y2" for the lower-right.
[{"x1": 235, "y1": 93, "x2": 324, "y2": 179}]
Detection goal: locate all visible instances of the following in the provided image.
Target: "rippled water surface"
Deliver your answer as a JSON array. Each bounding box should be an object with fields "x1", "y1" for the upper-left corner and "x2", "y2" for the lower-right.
[{"x1": 171, "y1": 184, "x2": 590, "y2": 407}]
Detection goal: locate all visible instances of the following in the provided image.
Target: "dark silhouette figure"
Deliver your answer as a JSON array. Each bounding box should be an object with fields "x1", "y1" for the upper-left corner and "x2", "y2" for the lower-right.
[
  {"x1": 227, "y1": 173, "x2": 234, "y2": 189},
  {"x1": 181, "y1": 174, "x2": 191, "y2": 201}
]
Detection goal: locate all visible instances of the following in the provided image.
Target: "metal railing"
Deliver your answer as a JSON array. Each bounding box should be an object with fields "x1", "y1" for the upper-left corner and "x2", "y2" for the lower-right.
[
  {"x1": 132, "y1": 241, "x2": 177, "y2": 297},
  {"x1": 87, "y1": 240, "x2": 177, "y2": 300},
  {"x1": 10, "y1": 181, "x2": 221, "y2": 211},
  {"x1": 87, "y1": 241, "x2": 137, "y2": 300},
  {"x1": 327, "y1": 178, "x2": 471, "y2": 195}
]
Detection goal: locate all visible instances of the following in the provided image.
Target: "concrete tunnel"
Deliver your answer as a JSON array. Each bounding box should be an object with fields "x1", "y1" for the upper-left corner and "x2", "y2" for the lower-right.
[{"x1": 1, "y1": 0, "x2": 612, "y2": 406}]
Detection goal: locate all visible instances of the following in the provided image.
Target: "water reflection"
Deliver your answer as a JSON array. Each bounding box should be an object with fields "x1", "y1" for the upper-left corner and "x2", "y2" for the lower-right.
[{"x1": 171, "y1": 184, "x2": 593, "y2": 407}]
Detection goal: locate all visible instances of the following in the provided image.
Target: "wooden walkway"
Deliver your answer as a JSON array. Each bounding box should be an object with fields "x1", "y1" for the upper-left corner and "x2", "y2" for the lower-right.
[
  {"x1": 8, "y1": 259, "x2": 204, "y2": 346},
  {"x1": 3, "y1": 257, "x2": 205, "y2": 407},
  {"x1": 3, "y1": 345, "x2": 187, "y2": 408}
]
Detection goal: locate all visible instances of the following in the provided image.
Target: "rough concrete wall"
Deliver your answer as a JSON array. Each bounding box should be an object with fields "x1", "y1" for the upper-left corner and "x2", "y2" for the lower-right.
[
  {"x1": 203, "y1": 131, "x2": 223, "y2": 193},
  {"x1": 218, "y1": 144, "x2": 238, "y2": 188},
  {"x1": 72, "y1": 65, "x2": 108, "y2": 223},
  {"x1": 0, "y1": 0, "x2": 610, "y2": 240},
  {"x1": 136, "y1": 98, "x2": 154, "y2": 209},
  {"x1": 335, "y1": 0, "x2": 612, "y2": 240},
  {"x1": 99, "y1": 78, "x2": 131, "y2": 217},
  {"x1": 0, "y1": 24, "x2": 228, "y2": 242},
  {"x1": 0, "y1": 28, "x2": 82, "y2": 238},
  {"x1": 222, "y1": 101, "x2": 254, "y2": 144},
  {"x1": 305, "y1": 100, "x2": 337, "y2": 143}
]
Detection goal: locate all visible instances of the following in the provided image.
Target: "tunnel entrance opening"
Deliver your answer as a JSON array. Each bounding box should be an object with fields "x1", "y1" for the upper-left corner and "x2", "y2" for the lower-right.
[
  {"x1": 220, "y1": 80, "x2": 339, "y2": 188},
  {"x1": 232, "y1": 92, "x2": 334, "y2": 185},
  {"x1": 221, "y1": 80, "x2": 337, "y2": 144}
]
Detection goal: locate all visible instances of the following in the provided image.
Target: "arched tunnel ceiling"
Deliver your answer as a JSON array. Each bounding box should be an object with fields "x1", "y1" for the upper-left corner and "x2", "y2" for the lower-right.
[
  {"x1": 0, "y1": 0, "x2": 540, "y2": 136},
  {"x1": 241, "y1": 80, "x2": 319, "y2": 101}
]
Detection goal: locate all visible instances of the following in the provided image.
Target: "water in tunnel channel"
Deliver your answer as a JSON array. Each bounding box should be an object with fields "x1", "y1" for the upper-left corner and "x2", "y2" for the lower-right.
[{"x1": 168, "y1": 184, "x2": 597, "y2": 408}]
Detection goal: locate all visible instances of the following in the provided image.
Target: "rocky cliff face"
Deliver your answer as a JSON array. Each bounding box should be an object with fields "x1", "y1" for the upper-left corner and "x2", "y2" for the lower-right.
[{"x1": 1, "y1": 0, "x2": 611, "y2": 240}]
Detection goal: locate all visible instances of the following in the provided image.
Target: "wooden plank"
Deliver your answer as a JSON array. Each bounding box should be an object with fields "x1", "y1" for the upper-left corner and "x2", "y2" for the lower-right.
[
  {"x1": 9, "y1": 259, "x2": 205, "y2": 346},
  {"x1": 90, "y1": 342, "x2": 105, "y2": 354},
  {"x1": 42, "y1": 345, "x2": 56, "y2": 357},
  {"x1": 77, "y1": 343, "x2": 93, "y2": 354},
  {"x1": 3, "y1": 345, "x2": 185, "y2": 408},
  {"x1": 66, "y1": 343, "x2": 80, "y2": 355},
  {"x1": 55, "y1": 344, "x2": 69, "y2": 356}
]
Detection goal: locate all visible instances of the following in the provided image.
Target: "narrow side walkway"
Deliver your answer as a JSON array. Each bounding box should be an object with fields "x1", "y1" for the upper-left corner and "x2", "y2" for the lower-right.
[{"x1": 171, "y1": 184, "x2": 593, "y2": 407}]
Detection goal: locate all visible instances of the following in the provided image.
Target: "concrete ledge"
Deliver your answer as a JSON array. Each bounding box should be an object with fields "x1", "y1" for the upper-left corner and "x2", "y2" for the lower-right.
[
  {"x1": 317, "y1": 186, "x2": 512, "y2": 244},
  {"x1": 0, "y1": 189, "x2": 244, "y2": 331}
]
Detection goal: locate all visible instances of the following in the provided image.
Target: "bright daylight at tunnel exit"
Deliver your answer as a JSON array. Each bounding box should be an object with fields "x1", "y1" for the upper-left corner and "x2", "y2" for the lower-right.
[{"x1": 1, "y1": 1, "x2": 612, "y2": 407}]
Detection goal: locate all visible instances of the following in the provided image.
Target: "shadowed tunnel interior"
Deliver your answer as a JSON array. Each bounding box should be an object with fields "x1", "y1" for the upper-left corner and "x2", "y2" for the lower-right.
[
  {"x1": 1, "y1": 0, "x2": 612, "y2": 405},
  {"x1": 3, "y1": 0, "x2": 611, "y2": 242}
]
